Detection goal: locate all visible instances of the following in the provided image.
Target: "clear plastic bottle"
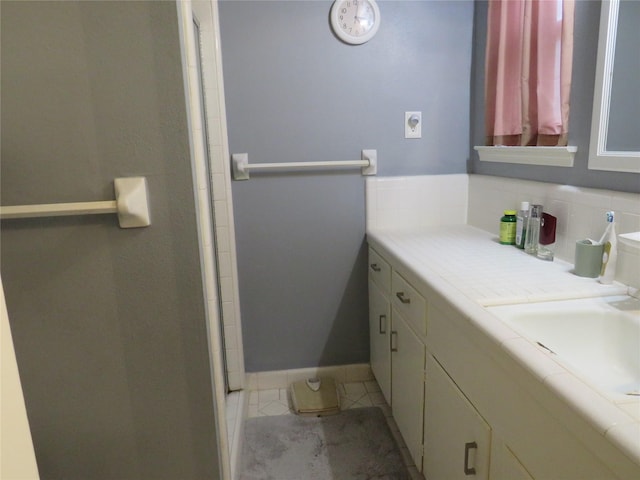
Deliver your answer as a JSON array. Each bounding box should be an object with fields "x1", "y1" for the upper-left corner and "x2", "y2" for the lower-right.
[
  {"x1": 515, "y1": 201, "x2": 530, "y2": 249},
  {"x1": 524, "y1": 204, "x2": 543, "y2": 255}
]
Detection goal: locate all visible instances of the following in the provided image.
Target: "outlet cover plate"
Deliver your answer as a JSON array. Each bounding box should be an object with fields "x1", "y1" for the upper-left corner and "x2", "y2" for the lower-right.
[{"x1": 405, "y1": 111, "x2": 422, "y2": 139}]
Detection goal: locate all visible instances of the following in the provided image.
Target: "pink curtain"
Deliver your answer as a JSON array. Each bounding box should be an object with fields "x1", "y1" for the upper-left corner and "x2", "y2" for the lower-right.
[{"x1": 485, "y1": 0, "x2": 575, "y2": 146}]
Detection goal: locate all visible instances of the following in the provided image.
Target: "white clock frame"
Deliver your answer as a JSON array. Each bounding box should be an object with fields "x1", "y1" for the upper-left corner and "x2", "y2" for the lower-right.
[{"x1": 330, "y1": 0, "x2": 381, "y2": 45}]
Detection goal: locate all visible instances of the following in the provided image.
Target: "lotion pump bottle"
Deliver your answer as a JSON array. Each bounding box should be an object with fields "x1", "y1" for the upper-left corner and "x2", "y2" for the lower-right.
[{"x1": 598, "y1": 211, "x2": 618, "y2": 284}]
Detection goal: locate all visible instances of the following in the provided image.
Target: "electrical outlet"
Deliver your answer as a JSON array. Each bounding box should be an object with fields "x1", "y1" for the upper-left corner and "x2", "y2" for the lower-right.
[{"x1": 405, "y1": 111, "x2": 422, "y2": 139}]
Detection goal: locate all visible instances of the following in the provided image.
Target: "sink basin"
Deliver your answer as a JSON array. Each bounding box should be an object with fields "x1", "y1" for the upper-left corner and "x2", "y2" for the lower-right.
[{"x1": 488, "y1": 295, "x2": 640, "y2": 396}]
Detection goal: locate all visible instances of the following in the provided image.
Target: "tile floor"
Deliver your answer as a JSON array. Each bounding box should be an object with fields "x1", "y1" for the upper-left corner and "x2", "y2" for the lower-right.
[{"x1": 246, "y1": 379, "x2": 424, "y2": 480}]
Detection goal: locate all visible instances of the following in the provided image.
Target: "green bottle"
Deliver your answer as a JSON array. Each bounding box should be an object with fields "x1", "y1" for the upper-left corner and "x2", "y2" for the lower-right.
[{"x1": 499, "y1": 210, "x2": 517, "y2": 245}]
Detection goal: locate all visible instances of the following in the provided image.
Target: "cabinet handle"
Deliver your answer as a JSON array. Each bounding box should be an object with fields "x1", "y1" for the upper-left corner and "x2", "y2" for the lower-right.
[
  {"x1": 396, "y1": 292, "x2": 411, "y2": 304},
  {"x1": 379, "y1": 314, "x2": 387, "y2": 334},
  {"x1": 463, "y1": 441, "x2": 477, "y2": 475},
  {"x1": 390, "y1": 331, "x2": 398, "y2": 352},
  {"x1": 370, "y1": 263, "x2": 381, "y2": 272}
]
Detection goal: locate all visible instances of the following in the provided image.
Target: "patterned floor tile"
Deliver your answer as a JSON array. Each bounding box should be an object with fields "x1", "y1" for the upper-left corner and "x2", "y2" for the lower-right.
[{"x1": 245, "y1": 378, "x2": 422, "y2": 477}]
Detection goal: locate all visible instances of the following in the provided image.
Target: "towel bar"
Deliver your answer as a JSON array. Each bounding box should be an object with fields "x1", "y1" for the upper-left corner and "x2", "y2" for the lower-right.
[
  {"x1": 232, "y1": 149, "x2": 377, "y2": 180},
  {"x1": 0, "y1": 177, "x2": 151, "y2": 228}
]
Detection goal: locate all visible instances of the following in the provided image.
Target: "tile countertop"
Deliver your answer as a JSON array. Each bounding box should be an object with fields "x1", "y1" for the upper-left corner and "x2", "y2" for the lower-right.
[{"x1": 367, "y1": 224, "x2": 640, "y2": 472}]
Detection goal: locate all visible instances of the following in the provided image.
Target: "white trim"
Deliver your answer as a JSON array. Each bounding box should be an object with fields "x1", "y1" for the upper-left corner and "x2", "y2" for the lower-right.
[
  {"x1": 245, "y1": 363, "x2": 374, "y2": 391},
  {"x1": 186, "y1": 0, "x2": 245, "y2": 392},
  {"x1": 474, "y1": 146, "x2": 577, "y2": 167},
  {"x1": 177, "y1": 2, "x2": 244, "y2": 479},
  {"x1": 588, "y1": 0, "x2": 640, "y2": 173},
  {"x1": 207, "y1": 0, "x2": 247, "y2": 394},
  {"x1": 330, "y1": 0, "x2": 381, "y2": 45}
]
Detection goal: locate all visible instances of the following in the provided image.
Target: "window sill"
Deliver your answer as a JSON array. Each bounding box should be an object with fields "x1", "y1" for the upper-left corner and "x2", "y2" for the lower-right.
[{"x1": 474, "y1": 146, "x2": 577, "y2": 167}]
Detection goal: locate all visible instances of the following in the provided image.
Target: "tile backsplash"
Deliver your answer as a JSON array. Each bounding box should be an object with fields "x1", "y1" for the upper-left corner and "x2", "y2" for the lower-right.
[
  {"x1": 365, "y1": 174, "x2": 469, "y2": 230},
  {"x1": 468, "y1": 175, "x2": 640, "y2": 290},
  {"x1": 366, "y1": 174, "x2": 640, "y2": 290}
]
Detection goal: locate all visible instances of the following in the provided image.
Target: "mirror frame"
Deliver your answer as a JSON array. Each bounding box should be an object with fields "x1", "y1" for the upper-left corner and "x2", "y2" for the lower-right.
[{"x1": 588, "y1": 0, "x2": 640, "y2": 173}]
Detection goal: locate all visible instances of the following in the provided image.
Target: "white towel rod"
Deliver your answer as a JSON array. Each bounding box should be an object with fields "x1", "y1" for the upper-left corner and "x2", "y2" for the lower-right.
[
  {"x1": 0, "y1": 177, "x2": 151, "y2": 228},
  {"x1": 0, "y1": 201, "x2": 118, "y2": 218},
  {"x1": 232, "y1": 149, "x2": 377, "y2": 180}
]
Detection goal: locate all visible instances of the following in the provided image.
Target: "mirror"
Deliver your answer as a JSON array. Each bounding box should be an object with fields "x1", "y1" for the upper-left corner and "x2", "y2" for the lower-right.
[{"x1": 588, "y1": 0, "x2": 640, "y2": 173}]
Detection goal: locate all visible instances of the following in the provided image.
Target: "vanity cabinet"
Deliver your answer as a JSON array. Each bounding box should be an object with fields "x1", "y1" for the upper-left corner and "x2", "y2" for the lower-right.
[
  {"x1": 390, "y1": 268, "x2": 427, "y2": 468},
  {"x1": 367, "y1": 238, "x2": 634, "y2": 480},
  {"x1": 368, "y1": 247, "x2": 426, "y2": 468},
  {"x1": 368, "y1": 248, "x2": 391, "y2": 292},
  {"x1": 391, "y1": 271, "x2": 427, "y2": 336},
  {"x1": 423, "y1": 353, "x2": 491, "y2": 480},
  {"x1": 368, "y1": 279, "x2": 391, "y2": 404},
  {"x1": 490, "y1": 438, "x2": 534, "y2": 480},
  {"x1": 368, "y1": 248, "x2": 392, "y2": 404},
  {"x1": 391, "y1": 308, "x2": 425, "y2": 468}
]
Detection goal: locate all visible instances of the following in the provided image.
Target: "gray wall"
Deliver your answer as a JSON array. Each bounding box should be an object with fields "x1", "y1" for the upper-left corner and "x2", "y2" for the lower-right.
[
  {"x1": 1, "y1": 2, "x2": 220, "y2": 479},
  {"x1": 219, "y1": 0, "x2": 474, "y2": 371},
  {"x1": 470, "y1": 0, "x2": 640, "y2": 192}
]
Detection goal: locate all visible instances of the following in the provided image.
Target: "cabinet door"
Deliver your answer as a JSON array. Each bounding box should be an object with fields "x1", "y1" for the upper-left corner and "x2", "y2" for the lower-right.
[
  {"x1": 423, "y1": 354, "x2": 491, "y2": 480},
  {"x1": 490, "y1": 437, "x2": 535, "y2": 480},
  {"x1": 369, "y1": 279, "x2": 391, "y2": 405},
  {"x1": 391, "y1": 309, "x2": 425, "y2": 468}
]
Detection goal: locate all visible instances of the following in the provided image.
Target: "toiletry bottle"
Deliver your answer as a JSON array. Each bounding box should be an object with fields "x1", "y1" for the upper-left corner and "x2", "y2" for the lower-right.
[
  {"x1": 524, "y1": 204, "x2": 543, "y2": 255},
  {"x1": 515, "y1": 201, "x2": 530, "y2": 249},
  {"x1": 536, "y1": 213, "x2": 557, "y2": 261},
  {"x1": 499, "y1": 210, "x2": 517, "y2": 245},
  {"x1": 598, "y1": 211, "x2": 618, "y2": 284}
]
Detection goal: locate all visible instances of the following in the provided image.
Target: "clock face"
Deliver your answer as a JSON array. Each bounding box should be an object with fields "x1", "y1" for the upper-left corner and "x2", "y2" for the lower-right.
[{"x1": 330, "y1": 0, "x2": 381, "y2": 45}]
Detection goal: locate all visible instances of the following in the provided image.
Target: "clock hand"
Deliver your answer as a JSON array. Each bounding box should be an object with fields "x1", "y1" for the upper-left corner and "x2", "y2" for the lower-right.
[{"x1": 354, "y1": 2, "x2": 362, "y2": 23}]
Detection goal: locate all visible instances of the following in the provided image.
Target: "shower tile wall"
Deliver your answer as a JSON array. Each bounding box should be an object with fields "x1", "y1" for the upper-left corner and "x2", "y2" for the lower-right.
[{"x1": 185, "y1": 0, "x2": 244, "y2": 390}]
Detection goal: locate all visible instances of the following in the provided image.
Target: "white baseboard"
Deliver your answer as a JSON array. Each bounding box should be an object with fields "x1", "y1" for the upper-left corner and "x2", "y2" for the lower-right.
[{"x1": 245, "y1": 363, "x2": 373, "y2": 391}]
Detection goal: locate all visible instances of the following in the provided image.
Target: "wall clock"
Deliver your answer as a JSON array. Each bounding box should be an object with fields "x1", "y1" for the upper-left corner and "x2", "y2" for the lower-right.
[{"x1": 330, "y1": 0, "x2": 381, "y2": 45}]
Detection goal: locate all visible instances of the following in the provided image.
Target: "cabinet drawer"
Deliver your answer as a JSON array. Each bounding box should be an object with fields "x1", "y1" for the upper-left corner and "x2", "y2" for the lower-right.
[
  {"x1": 368, "y1": 248, "x2": 391, "y2": 293},
  {"x1": 392, "y1": 271, "x2": 427, "y2": 336}
]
